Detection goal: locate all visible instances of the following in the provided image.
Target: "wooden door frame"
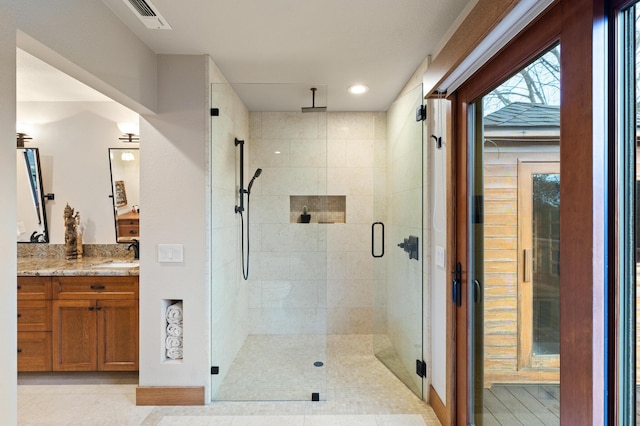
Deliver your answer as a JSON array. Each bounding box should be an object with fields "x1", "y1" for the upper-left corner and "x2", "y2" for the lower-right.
[{"x1": 450, "y1": 1, "x2": 609, "y2": 424}]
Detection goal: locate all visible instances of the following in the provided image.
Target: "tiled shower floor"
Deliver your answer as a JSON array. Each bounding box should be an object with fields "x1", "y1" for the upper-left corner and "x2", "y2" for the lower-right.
[{"x1": 18, "y1": 334, "x2": 441, "y2": 425}]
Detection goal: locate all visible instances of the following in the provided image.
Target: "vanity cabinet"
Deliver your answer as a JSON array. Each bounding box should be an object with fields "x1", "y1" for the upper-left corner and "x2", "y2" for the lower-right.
[
  {"x1": 116, "y1": 211, "x2": 139, "y2": 241},
  {"x1": 17, "y1": 276, "x2": 52, "y2": 371},
  {"x1": 52, "y1": 276, "x2": 139, "y2": 372}
]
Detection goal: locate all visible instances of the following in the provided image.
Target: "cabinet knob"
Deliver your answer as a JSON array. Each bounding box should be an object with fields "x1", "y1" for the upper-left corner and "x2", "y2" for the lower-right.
[
  {"x1": 88, "y1": 306, "x2": 95, "y2": 311},
  {"x1": 17, "y1": 349, "x2": 22, "y2": 353},
  {"x1": 90, "y1": 285, "x2": 105, "y2": 290},
  {"x1": 96, "y1": 306, "x2": 102, "y2": 311},
  {"x1": 17, "y1": 313, "x2": 21, "y2": 318}
]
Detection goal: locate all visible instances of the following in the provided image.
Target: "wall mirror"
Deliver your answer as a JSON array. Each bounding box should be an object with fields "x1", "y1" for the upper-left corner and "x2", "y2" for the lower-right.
[
  {"x1": 16, "y1": 147, "x2": 49, "y2": 243},
  {"x1": 108, "y1": 148, "x2": 140, "y2": 242}
]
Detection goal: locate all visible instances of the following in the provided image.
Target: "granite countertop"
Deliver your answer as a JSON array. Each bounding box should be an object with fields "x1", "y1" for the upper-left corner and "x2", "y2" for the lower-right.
[{"x1": 17, "y1": 256, "x2": 139, "y2": 277}]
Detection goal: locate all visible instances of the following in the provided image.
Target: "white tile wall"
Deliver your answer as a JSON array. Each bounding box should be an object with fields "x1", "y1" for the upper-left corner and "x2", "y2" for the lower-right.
[{"x1": 247, "y1": 111, "x2": 386, "y2": 335}]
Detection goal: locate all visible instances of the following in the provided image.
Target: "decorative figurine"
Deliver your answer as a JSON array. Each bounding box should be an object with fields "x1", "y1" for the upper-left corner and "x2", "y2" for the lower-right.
[
  {"x1": 75, "y1": 210, "x2": 83, "y2": 259},
  {"x1": 63, "y1": 203, "x2": 78, "y2": 260}
]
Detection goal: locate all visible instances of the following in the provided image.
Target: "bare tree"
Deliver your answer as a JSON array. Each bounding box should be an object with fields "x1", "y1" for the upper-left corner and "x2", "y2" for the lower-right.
[{"x1": 483, "y1": 45, "x2": 560, "y2": 115}]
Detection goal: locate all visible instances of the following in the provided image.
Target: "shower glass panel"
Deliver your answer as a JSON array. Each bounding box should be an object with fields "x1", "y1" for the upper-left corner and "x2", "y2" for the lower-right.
[
  {"x1": 210, "y1": 83, "x2": 328, "y2": 401},
  {"x1": 373, "y1": 83, "x2": 424, "y2": 399}
]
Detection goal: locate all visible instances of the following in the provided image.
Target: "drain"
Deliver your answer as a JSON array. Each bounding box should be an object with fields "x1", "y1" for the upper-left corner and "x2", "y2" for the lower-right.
[{"x1": 314, "y1": 361, "x2": 324, "y2": 367}]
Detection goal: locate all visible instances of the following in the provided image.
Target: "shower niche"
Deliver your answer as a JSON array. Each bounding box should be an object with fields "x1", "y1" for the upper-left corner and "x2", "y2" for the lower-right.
[{"x1": 289, "y1": 195, "x2": 346, "y2": 224}]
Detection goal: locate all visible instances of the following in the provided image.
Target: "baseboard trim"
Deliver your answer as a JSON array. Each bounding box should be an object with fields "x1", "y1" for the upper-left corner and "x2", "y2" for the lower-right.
[
  {"x1": 430, "y1": 385, "x2": 448, "y2": 426},
  {"x1": 136, "y1": 386, "x2": 204, "y2": 406}
]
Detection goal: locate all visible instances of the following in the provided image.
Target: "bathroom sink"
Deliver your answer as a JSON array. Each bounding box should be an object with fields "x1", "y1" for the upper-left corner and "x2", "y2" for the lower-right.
[{"x1": 91, "y1": 261, "x2": 139, "y2": 268}]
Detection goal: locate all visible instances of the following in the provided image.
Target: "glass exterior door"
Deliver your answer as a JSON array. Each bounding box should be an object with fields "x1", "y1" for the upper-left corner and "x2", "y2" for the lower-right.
[
  {"x1": 468, "y1": 46, "x2": 561, "y2": 425},
  {"x1": 616, "y1": 3, "x2": 639, "y2": 423},
  {"x1": 373, "y1": 83, "x2": 424, "y2": 398}
]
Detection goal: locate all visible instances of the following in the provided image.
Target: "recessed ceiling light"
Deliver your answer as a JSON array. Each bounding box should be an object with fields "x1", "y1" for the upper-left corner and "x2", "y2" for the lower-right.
[
  {"x1": 348, "y1": 84, "x2": 369, "y2": 95},
  {"x1": 274, "y1": 151, "x2": 281, "y2": 155}
]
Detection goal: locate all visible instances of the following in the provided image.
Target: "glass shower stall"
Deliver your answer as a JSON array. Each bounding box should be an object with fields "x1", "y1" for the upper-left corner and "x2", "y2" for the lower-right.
[{"x1": 209, "y1": 82, "x2": 424, "y2": 402}]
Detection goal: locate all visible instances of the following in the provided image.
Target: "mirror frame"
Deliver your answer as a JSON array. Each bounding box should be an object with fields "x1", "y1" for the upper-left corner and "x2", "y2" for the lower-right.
[
  {"x1": 108, "y1": 148, "x2": 140, "y2": 243},
  {"x1": 16, "y1": 147, "x2": 49, "y2": 243}
]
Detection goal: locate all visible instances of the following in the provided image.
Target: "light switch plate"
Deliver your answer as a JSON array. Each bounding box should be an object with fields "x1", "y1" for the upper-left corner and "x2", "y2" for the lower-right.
[
  {"x1": 436, "y1": 246, "x2": 445, "y2": 269},
  {"x1": 158, "y1": 244, "x2": 184, "y2": 263}
]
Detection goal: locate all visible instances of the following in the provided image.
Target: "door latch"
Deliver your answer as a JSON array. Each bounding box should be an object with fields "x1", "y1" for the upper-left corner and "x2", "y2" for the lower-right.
[{"x1": 452, "y1": 262, "x2": 462, "y2": 307}]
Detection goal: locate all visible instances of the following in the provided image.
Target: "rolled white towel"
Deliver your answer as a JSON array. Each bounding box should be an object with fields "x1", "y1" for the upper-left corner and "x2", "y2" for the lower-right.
[
  {"x1": 166, "y1": 302, "x2": 183, "y2": 324},
  {"x1": 167, "y1": 322, "x2": 183, "y2": 337},
  {"x1": 165, "y1": 335, "x2": 182, "y2": 349},
  {"x1": 166, "y1": 347, "x2": 183, "y2": 360}
]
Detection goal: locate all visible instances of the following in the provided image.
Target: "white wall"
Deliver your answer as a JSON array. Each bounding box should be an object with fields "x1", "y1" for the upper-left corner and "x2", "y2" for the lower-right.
[
  {"x1": 139, "y1": 54, "x2": 211, "y2": 400},
  {"x1": 17, "y1": 101, "x2": 138, "y2": 243},
  {"x1": 9, "y1": 0, "x2": 157, "y2": 114},
  {"x1": 428, "y1": 99, "x2": 449, "y2": 400},
  {"x1": 0, "y1": 11, "x2": 18, "y2": 425}
]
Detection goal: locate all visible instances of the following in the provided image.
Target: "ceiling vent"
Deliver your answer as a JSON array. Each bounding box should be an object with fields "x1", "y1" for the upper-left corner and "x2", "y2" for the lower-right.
[{"x1": 122, "y1": 0, "x2": 172, "y2": 30}]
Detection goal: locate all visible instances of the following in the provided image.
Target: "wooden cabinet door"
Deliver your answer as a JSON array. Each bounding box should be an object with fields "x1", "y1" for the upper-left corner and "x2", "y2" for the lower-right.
[
  {"x1": 17, "y1": 276, "x2": 52, "y2": 300},
  {"x1": 97, "y1": 299, "x2": 138, "y2": 371},
  {"x1": 18, "y1": 331, "x2": 52, "y2": 371},
  {"x1": 17, "y1": 300, "x2": 51, "y2": 332},
  {"x1": 52, "y1": 300, "x2": 97, "y2": 371}
]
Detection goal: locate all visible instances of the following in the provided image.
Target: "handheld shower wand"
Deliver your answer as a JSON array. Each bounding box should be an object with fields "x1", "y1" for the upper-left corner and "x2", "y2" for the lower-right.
[{"x1": 247, "y1": 168, "x2": 262, "y2": 193}]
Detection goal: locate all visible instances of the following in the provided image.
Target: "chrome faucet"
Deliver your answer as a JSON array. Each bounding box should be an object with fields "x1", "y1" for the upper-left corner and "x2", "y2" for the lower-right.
[{"x1": 127, "y1": 239, "x2": 139, "y2": 260}]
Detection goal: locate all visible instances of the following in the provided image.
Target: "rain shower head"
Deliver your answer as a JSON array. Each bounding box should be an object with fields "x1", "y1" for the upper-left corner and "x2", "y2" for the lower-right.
[
  {"x1": 301, "y1": 87, "x2": 327, "y2": 113},
  {"x1": 247, "y1": 168, "x2": 262, "y2": 193}
]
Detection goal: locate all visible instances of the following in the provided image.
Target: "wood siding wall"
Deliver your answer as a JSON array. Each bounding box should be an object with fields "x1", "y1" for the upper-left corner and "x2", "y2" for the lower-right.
[{"x1": 483, "y1": 150, "x2": 559, "y2": 386}]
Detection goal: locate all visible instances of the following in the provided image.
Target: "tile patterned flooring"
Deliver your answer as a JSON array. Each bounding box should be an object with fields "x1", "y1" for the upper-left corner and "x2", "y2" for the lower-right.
[{"x1": 18, "y1": 335, "x2": 441, "y2": 425}]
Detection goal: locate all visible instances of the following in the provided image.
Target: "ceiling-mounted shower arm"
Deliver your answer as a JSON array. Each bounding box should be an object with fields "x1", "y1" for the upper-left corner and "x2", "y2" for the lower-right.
[{"x1": 301, "y1": 87, "x2": 327, "y2": 113}]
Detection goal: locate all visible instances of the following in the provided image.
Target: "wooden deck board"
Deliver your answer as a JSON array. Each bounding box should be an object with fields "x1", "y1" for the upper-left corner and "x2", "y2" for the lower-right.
[
  {"x1": 487, "y1": 386, "x2": 546, "y2": 426},
  {"x1": 483, "y1": 388, "x2": 527, "y2": 425},
  {"x1": 481, "y1": 384, "x2": 560, "y2": 425}
]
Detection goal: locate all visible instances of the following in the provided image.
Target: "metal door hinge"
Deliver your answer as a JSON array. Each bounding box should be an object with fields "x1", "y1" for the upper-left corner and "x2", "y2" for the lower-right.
[
  {"x1": 416, "y1": 359, "x2": 427, "y2": 378},
  {"x1": 415, "y1": 105, "x2": 426, "y2": 122}
]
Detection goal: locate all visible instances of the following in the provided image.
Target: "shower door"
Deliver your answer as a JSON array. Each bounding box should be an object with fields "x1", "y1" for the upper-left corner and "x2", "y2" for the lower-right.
[
  {"x1": 373, "y1": 84, "x2": 424, "y2": 398},
  {"x1": 209, "y1": 83, "x2": 328, "y2": 402}
]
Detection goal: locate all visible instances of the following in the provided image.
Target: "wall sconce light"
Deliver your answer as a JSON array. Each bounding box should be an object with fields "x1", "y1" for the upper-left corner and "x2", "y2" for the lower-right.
[
  {"x1": 119, "y1": 133, "x2": 140, "y2": 143},
  {"x1": 16, "y1": 123, "x2": 34, "y2": 148},
  {"x1": 16, "y1": 132, "x2": 32, "y2": 148},
  {"x1": 117, "y1": 122, "x2": 140, "y2": 143}
]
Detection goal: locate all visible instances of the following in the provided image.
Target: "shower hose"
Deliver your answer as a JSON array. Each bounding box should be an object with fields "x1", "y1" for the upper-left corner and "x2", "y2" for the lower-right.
[{"x1": 239, "y1": 195, "x2": 251, "y2": 280}]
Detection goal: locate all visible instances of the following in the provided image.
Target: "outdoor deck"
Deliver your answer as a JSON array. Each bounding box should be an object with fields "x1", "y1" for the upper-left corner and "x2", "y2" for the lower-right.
[{"x1": 482, "y1": 384, "x2": 559, "y2": 425}]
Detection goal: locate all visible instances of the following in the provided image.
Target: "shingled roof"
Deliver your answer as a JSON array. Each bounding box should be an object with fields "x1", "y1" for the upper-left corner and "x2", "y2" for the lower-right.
[{"x1": 484, "y1": 102, "x2": 560, "y2": 128}]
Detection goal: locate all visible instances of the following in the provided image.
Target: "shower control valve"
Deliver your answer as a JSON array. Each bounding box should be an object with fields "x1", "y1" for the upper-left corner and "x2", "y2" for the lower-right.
[{"x1": 397, "y1": 235, "x2": 419, "y2": 261}]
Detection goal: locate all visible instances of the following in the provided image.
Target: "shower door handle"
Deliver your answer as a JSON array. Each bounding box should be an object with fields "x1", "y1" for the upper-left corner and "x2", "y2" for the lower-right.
[{"x1": 371, "y1": 222, "x2": 384, "y2": 258}]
